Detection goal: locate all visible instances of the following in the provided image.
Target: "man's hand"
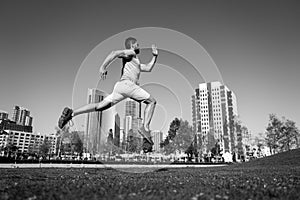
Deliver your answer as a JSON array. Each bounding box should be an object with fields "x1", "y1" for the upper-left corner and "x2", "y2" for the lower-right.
[
  {"x1": 152, "y1": 44, "x2": 158, "y2": 56},
  {"x1": 99, "y1": 68, "x2": 108, "y2": 81},
  {"x1": 140, "y1": 45, "x2": 158, "y2": 72}
]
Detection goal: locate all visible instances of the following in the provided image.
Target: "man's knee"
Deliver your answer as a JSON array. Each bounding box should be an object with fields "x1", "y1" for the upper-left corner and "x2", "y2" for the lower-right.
[
  {"x1": 151, "y1": 97, "x2": 157, "y2": 105},
  {"x1": 144, "y1": 96, "x2": 156, "y2": 105}
]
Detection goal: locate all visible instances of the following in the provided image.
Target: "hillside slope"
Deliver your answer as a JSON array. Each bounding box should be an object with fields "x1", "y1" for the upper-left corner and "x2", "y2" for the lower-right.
[{"x1": 232, "y1": 148, "x2": 300, "y2": 168}]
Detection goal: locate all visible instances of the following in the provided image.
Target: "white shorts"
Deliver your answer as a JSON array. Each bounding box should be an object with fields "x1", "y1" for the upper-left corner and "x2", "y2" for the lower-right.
[{"x1": 104, "y1": 80, "x2": 151, "y2": 104}]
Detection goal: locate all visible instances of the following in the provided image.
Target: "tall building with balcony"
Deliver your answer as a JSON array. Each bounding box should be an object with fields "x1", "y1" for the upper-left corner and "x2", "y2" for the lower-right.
[
  {"x1": 11, "y1": 106, "x2": 33, "y2": 126},
  {"x1": 192, "y1": 81, "x2": 238, "y2": 157},
  {"x1": 1, "y1": 108, "x2": 33, "y2": 133},
  {"x1": 19, "y1": 109, "x2": 30, "y2": 126},
  {"x1": 11, "y1": 106, "x2": 20, "y2": 123},
  {"x1": 84, "y1": 88, "x2": 117, "y2": 155}
]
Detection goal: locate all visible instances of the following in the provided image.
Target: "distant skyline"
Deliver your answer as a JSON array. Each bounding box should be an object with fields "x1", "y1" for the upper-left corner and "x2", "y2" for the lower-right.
[{"x1": 1, "y1": 1, "x2": 300, "y2": 136}]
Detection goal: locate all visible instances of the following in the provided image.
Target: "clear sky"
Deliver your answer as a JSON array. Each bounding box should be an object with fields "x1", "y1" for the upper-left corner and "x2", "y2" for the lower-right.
[{"x1": 0, "y1": 0, "x2": 299, "y2": 137}]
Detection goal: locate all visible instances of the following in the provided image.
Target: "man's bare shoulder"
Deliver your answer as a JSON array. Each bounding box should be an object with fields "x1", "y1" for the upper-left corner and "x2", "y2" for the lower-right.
[{"x1": 116, "y1": 49, "x2": 136, "y2": 58}]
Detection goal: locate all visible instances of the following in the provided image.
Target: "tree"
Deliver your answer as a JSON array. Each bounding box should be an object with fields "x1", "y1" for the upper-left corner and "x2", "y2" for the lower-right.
[
  {"x1": 278, "y1": 119, "x2": 299, "y2": 152},
  {"x1": 5, "y1": 143, "x2": 18, "y2": 158},
  {"x1": 230, "y1": 115, "x2": 244, "y2": 161},
  {"x1": 185, "y1": 136, "x2": 198, "y2": 162},
  {"x1": 211, "y1": 140, "x2": 221, "y2": 157},
  {"x1": 185, "y1": 143, "x2": 195, "y2": 161},
  {"x1": 265, "y1": 114, "x2": 300, "y2": 154},
  {"x1": 160, "y1": 118, "x2": 180, "y2": 149},
  {"x1": 0, "y1": 145, "x2": 4, "y2": 156},
  {"x1": 126, "y1": 129, "x2": 141, "y2": 153},
  {"x1": 103, "y1": 129, "x2": 119, "y2": 156},
  {"x1": 234, "y1": 118, "x2": 243, "y2": 157},
  {"x1": 39, "y1": 138, "x2": 51, "y2": 159},
  {"x1": 162, "y1": 119, "x2": 194, "y2": 155},
  {"x1": 28, "y1": 136, "x2": 39, "y2": 155},
  {"x1": 55, "y1": 126, "x2": 67, "y2": 157},
  {"x1": 70, "y1": 131, "x2": 83, "y2": 155},
  {"x1": 265, "y1": 114, "x2": 282, "y2": 154},
  {"x1": 54, "y1": 126, "x2": 83, "y2": 157}
]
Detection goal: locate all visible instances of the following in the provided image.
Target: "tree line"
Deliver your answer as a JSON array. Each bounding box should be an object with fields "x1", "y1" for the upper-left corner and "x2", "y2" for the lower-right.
[
  {"x1": 265, "y1": 114, "x2": 299, "y2": 154},
  {"x1": 2, "y1": 113, "x2": 298, "y2": 160}
]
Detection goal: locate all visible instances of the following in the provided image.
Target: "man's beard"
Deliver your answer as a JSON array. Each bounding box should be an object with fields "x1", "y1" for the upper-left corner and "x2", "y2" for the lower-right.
[{"x1": 134, "y1": 48, "x2": 140, "y2": 54}]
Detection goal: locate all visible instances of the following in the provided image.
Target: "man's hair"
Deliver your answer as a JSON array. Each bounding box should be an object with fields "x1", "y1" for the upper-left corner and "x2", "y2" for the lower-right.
[{"x1": 125, "y1": 37, "x2": 137, "y2": 49}]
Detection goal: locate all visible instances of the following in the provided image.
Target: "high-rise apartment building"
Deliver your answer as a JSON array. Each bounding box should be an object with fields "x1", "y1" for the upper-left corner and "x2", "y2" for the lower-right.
[
  {"x1": 11, "y1": 106, "x2": 20, "y2": 123},
  {"x1": 114, "y1": 113, "x2": 120, "y2": 147},
  {"x1": 125, "y1": 99, "x2": 139, "y2": 117},
  {"x1": 1, "y1": 108, "x2": 33, "y2": 133},
  {"x1": 192, "y1": 81, "x2": 238, "y2": 157},
  {"x1": 124, "y1": 115, "x2": 132, "y2": 139},
  {"x1": 11, "y1": 106, "x2": 33, "y2": 126},
  {"x1": 84, "y1": 88, "x2": 117, "y2": 155},
  {"x1": 151, "y1": 130, "x2": 163, "y2": 152},
  {"x1": 19, "y1": 109, "x2": 30, "y2": 126}
]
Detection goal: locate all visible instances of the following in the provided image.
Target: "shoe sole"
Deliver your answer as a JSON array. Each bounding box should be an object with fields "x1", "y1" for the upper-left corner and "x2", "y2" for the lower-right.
[
  {"x1": 58, "y1": 108, "x2": 73, "y2": 129},
  {"x1": 142, "y1": 138, "x2": 153, "y2": 153}
]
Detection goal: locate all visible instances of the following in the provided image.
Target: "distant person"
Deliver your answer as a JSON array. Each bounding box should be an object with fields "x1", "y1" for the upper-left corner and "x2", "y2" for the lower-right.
[{"x1": 58, "y1": 37, "x2": 158, "y2": 150}]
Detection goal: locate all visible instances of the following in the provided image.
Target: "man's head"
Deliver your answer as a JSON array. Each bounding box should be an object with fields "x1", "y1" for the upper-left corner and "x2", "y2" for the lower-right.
[{"x1": 125, "y1": 37, "x2": 140, "y2": 54}]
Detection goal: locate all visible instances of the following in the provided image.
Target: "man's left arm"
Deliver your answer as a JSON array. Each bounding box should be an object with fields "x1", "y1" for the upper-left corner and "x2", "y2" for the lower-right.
[{"x1": 141, "y1": 45, "x2": 158, "y2": 72}]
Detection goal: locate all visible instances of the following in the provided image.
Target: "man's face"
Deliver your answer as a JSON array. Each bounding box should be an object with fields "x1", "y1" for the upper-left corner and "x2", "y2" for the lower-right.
[{"x1": 131, "y1": 42, "x2": 140, "y2": 54}]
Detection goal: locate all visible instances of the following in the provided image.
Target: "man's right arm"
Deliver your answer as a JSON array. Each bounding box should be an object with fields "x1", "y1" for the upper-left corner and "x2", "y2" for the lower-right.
[{"x1": 99, "y1": 49, "x2": 135, "y2": 72}]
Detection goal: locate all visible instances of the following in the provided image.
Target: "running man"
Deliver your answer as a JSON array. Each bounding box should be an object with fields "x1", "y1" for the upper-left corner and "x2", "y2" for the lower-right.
[{"x1": 58, "y1": 37, "x2": 158, "y2": 147}]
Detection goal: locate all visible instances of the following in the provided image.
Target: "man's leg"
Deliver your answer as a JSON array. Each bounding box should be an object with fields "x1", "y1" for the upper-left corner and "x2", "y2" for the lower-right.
[
  {"x1": 129, "y1": 83, "x2": 156, "y2": 133},
  {"x1": 139, "y1": 96, "x2": 156, "y2": 149},
  {"x1": 58, "y1": 99, "x2": 114, "y2": 129},
  {"x1": 72, "y1": 100, "x2": 113, "y2": 118},
  {"x1": 58, "y1": 82, "x2": 125, "y2": 129},
  {"x1": 74, "y1": 82, "x2": 126, "y2": 117},
  {"x1": 117, "y1": 80, "x2": 155, "y2": 147},
  {"x1": 142, "y1": 96, "x2": 157, "y2": 132}
]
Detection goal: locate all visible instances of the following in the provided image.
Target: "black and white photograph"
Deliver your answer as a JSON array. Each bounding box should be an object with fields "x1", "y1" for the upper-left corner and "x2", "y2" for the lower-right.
[{"x1": 0, "y1": 0, "x2": 300, "y2": 199}]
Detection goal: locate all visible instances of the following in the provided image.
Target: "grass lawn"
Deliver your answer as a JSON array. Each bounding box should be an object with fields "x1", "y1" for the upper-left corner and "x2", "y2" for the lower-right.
[{"x1": 0, "y1": 149, "x2": 300, "y2": 200}]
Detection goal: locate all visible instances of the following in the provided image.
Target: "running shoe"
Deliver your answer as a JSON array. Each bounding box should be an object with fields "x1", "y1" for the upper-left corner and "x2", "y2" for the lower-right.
[
  {"x1": 138, "y1": 126, "x2": 154, "y2": 145},
  {"x1": 58, "y1": 107, "x2": 73, "y2": 129}
]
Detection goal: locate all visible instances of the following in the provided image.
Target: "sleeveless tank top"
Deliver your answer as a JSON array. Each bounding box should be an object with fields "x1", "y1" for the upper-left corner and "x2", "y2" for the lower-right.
[{"x1": 121, "y1": 56, "x2": 141, "y2": 84}]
